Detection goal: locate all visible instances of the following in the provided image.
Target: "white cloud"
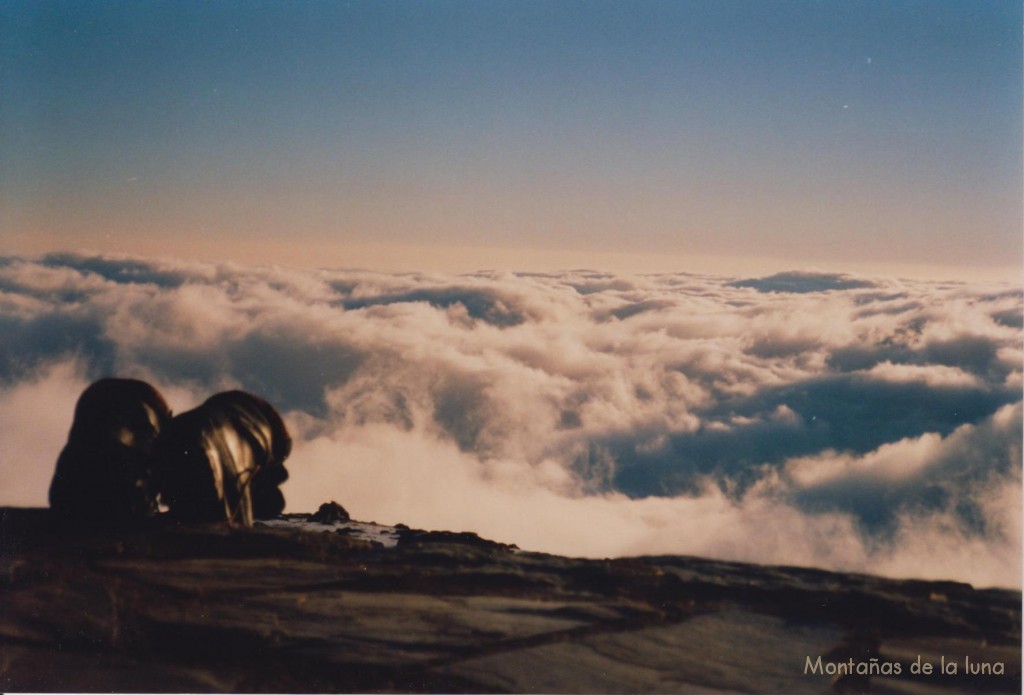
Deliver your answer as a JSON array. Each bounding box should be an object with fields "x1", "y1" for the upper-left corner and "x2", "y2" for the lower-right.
[
  {"x1": 860, "y1": 361, "x2": 982, "y2": 388},
  {"x1": 0, "y1": 360, "x2": 90, "y2": 507},
  {"x1": 0, "y1": 252, "x2": 1020, "y2": 587}
]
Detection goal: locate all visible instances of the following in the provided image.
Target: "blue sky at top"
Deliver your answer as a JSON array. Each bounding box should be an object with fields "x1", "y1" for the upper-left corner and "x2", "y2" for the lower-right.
[{"x1": 2, "y1": 0, "x2": 1020, "y2": 277}]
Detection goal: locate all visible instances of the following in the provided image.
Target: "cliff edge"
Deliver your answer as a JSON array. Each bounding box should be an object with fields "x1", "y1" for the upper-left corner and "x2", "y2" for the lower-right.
[{"x1": 1, "y1": 507, "x2": 1019, "y2": 694}]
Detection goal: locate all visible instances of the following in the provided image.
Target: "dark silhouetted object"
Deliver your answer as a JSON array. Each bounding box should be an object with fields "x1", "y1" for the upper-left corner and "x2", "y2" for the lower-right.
[
  {"x1": 308, "y1": 500, "x2": 350, "y2": 524},
  {"x1": 157, "y1": 391, "x2": 291, "y2": 526},
  {"x1": 49, "y1": 378, "x2": 172, "y2": 522}
]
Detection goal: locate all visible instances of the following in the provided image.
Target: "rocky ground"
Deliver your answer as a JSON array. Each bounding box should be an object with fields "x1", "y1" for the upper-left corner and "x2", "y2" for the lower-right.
[{"x1": 1, "y1": 506, "x2": 1019, "y2": 694}]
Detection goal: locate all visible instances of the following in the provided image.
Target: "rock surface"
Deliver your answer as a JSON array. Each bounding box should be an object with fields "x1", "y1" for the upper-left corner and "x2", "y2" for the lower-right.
[
  {"x1": 0, "y1": 507, "x2": 1019, "y2": 694},
  {"x1": 307, "y1": 501, "x2": 351, "y2": 524}
]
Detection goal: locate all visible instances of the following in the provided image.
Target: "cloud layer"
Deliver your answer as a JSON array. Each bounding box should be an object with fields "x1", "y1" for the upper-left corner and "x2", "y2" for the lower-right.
[{"x1": 1, "y1": 253, "x2": 1020, "y2": 587}]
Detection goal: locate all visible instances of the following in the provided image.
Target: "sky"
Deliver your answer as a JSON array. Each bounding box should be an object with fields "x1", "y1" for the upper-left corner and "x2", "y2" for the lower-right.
[{"x1": 1, "y1": 0, "x2": 1021, "y2": 280}]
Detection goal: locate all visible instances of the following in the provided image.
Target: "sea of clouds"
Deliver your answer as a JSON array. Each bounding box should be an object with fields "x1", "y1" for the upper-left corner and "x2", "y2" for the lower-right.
[{"x1": 1, "y1": 252, "x2": 1020, "y2": 587}]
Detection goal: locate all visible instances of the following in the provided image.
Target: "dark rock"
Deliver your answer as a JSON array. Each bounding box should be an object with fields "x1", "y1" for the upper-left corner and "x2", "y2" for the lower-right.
[
  {"x1": 308, "y1": 501, "x2": 350, "y2": 524},
  {"x1": 49, "y1": 378, "x2": 172, "y2": 523},
  {"x1": 156, "y1": 391, "x2": 291, "y2": 526},
  {"x1": 0, "y1": 507, "x2": 1018, "y2": 694},
  {"x1": 396, "y1": 528, "x2": 518, "y2": 552}
]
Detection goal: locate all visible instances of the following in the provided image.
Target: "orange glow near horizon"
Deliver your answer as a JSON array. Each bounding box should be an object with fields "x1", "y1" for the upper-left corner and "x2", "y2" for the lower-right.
[{"x1": 6, "y1": 228, "x2": 1021, "y2": 285}]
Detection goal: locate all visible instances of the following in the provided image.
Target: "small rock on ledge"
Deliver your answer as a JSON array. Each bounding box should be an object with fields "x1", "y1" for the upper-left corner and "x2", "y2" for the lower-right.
[{"x1": 307, "y1": 500, "x2": 350, "y2": 524}]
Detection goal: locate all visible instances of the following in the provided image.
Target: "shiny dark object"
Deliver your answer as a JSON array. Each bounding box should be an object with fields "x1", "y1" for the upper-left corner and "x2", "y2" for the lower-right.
[{"x1": 157, "y1": 390, "x2": 291, "y2": 526}]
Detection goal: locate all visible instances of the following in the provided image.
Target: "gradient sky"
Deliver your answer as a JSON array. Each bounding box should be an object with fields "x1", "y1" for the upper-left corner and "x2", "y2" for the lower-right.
[{"x1": 2, "y1": 0, "x2": 1021, "y2": 279}]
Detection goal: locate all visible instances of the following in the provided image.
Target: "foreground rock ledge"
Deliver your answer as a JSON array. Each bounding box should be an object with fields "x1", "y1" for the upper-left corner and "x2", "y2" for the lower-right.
[{"x1": 0, "y1": 508, "x2": 1019, "y2": 694}]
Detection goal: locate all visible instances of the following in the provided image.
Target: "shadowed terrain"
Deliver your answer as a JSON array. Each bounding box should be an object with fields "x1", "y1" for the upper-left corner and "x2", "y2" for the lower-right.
[{"x1": 0, "y1": 507, "x2": 1019, "y2": 694}]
